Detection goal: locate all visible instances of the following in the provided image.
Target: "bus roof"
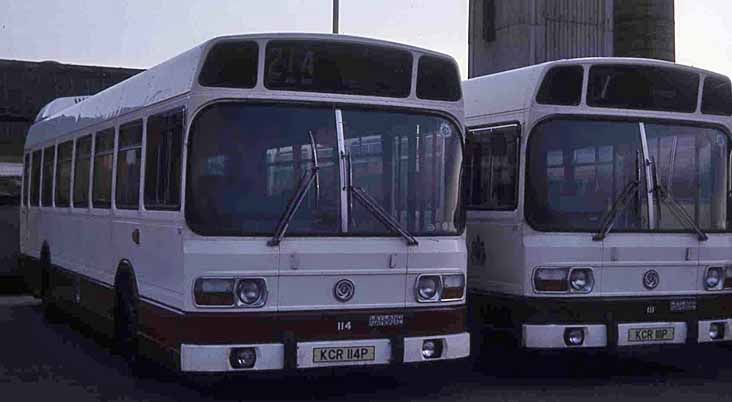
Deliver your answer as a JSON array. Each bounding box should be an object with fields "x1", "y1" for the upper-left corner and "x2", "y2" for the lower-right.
[
  {"x1": 26, "y1": 33, "x2": 460, "y2": 150},
  {"x1": 463, "y1": 57, "x2": 731, "y2": 121}
]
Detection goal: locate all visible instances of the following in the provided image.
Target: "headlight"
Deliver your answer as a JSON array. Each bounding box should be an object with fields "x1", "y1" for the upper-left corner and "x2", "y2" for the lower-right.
[
  {"x1": 533, "y1": 268, "x2": 570, "y2": 292},
  {"x1": 415, "y1": 274, "x2": 465, "y2": 302},
  {"x1": 705, "y1": 267, "x2": 723, "y2": 290},
  {"x1": 194, "y1": 277, "x2": 267, "y2": 307},
  {"x1": 417, "y1": 275, "x2": 442, "y2": 301},
  {"x1": 442, "y1": 274, "x2": 466, "y2": 300},
  {"x1": 534, "y1": 267, "x2": 594, "y2": 293},
  {"x1": 569, "y1": 268, "x2": 594, "y2": 293},
  {"x1": 194, "y1": 278, "x2": 235, "y2": 306},
  {"x1": 237, "y1": 279, "x2": 267, "y2": 306}
]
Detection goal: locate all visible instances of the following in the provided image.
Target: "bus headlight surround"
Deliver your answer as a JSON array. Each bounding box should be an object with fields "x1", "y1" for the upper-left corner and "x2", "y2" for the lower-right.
[
  {"x1": 237, "y1": 279, "x2": 267, "y2": 306},
  {"x1": 705, "y1": 267, "x2": 723, "y2": 290},
  {"x1": 194, "y1": 277, "x2": 268, "y2": 308}
]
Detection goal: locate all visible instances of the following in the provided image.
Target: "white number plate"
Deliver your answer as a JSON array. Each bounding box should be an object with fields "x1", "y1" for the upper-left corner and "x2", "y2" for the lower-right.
[
  {"x1": 628, "y1": 327, "x2": 675, "y2": 342},
  {"x1": 312, "y1": 346, "x2": 376, "y2": 363}
]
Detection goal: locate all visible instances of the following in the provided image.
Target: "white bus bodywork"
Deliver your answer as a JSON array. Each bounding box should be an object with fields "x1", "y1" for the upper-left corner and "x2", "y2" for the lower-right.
[{"x1": 20, "y1": 34, "x2": 469, "y2": 371}]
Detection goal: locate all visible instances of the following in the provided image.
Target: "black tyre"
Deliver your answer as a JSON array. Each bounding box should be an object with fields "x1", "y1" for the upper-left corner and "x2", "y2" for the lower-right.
[
  {"x1": 40, "y1": 247, "x2": 61, "y2": 322},
  {"x1": 114, "y1": 276, "x2": 139, "y2": 366}
]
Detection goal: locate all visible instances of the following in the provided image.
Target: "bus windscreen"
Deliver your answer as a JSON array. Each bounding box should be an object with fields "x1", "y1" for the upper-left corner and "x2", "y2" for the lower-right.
[{"x1": 264, "y1": 40, "x2": 412, "y2": 98}]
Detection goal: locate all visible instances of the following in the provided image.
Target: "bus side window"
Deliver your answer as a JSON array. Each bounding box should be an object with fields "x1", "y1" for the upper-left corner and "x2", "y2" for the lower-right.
[
  {"x1": 92, "y1": 129, "x2": 115, "y2": 209},
  {"x1": 116, "y1": 120, "x2": 143, "y2": 210},
  {"x1": 73, "y1": 135, "x2": 92, "y2": 208},
  {"x1": 22, "y1": 153, "x2": 29, "y2": 207},
  {"x1": 55, "y1": 141, "x2": 73, "y2": 207},
  {"x1": 30, "y1": 150, "x2": 41, "y2": 207},
  {"x1": 41, "y1": 145, "x2": 56, "y2": 207},
  {"x1": 463, "y1": 124, "x2": 520, "y2": 210},
  {"x1": 145, "y1": 108, "x2": 184, "y2": 211}
]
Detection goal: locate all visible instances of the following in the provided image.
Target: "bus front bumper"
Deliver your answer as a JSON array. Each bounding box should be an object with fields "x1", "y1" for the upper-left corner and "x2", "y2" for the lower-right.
[
  {"x1": 473, "y1": 292, "x2": 732, "y2": 349},
  {"x1": 179, "y1": 332, "x2": 470, "y2": 372}
]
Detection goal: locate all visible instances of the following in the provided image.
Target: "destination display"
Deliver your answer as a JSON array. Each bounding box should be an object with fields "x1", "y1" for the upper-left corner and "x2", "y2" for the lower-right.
[{"x1": 264, "y1": 40, "x2": 413, "y2": 98}]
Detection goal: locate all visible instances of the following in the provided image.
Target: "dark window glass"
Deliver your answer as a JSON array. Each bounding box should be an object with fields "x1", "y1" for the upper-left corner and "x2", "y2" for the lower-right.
[
  {"x1": 92, "y1": 129, "x2": 114, "y2": 208},
  {"x1": 702, "y1": 75, "x2": 732, "y2": 116},
  {"x1": 30, "y1": 151, "x2": 40, "y2": 206},
  {"x1": 41, "y1": 146, "x2": 55, "y2": 206},
  {"x1": 22, "y1": 154, "x2": 29, "y2": 206},
  {"x1": 342, "y1": 109, "x2": 464, "y2": 235},
  {"x1": 73, "y1": 135, "x2": 92, "y2": 208},
  {"x1": 464, "y1": 124, "x2": 520, "y2": 210},
  {"x1": 264, "y1": 40, "x2": 412, "y2": 98},
  {"x1": 526, "y1": 119, "x2": 647, "y2": 231},
  {"x1": 588, "y1": 65, "x2": 699, "y2": 113},
  {"x1": 116, "y1": 120, "x2": 142, "y2": 209},
  {"x1": 186, "y1": 103, "x2": 340, "y2": 236},
  {"x1": 416, "y1": 56, "x2": 461, "y2": 101},
  {"x1": 199, "y1": 41, "x2": 258, "y2": 88},
  {"x1": 145, "y1": 109, "x2": 184, "y2": 210},
  {"x1": 55, "y1": 141, "x2": 73, "y2": 207},
  {"x1": 645, "y1": 124, "x2": 730, "y2": 231},
  {"x1": 483, "y1": 0, "x2": 496, "y2": 42},
  {"x1": 536, "y1": 66, "x2": 584, "y2": 106}
]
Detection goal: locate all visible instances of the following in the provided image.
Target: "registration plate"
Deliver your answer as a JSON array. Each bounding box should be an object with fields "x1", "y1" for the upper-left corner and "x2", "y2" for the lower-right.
[
  {"x1": 313, "y1": 346, "x2": 376, "y2": 363},
  {"x1": 628, "y1": 327, "x2": 675, "y2": 342}
]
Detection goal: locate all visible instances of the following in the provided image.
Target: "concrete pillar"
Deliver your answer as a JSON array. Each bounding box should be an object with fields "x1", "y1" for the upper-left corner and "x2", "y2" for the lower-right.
[{"x1": 613, "y1": 0, "x2": 675, "y2": 61}]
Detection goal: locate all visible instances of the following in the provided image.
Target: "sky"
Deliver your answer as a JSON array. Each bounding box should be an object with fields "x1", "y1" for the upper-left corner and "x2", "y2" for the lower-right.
[{"x1": 0, "y1": 0, "x2": 729, "y2": 79}]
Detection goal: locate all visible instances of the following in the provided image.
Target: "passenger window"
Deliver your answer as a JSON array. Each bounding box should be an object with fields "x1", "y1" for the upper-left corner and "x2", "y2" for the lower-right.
[
  {"x1": 22, "y1": 153, "x2": 29, "y2": 207},
  {"x1": 55, "y1": 141, "x2": 73, "y2": 207},
  {"x1": 416, "y1": 55, "x2": 462, "y2": 101},
  {"x1": 536, "y1": 66, "x2": 584, "y2": 106},
  {"x1": 116, "y1": 120, "x2": 143, "y2": 210},
  {"x1": 463, "y1": 124, "x2": 520, "y2": 210},
  {"x1": 73, "y1": 135, "x2": 92, "y2": 208},
  {"x1": 41, "y1": 145, "x2": 56, "y2": 207},
  {"x1": 145, "y1": 109, "x2": 184, "y2": 210},
  {"x1": 30, "y1": 150, "x2": 41, "y2": 206},
  {"x1": 702, "y1": 75, "x2": 732, "y2": 116},
  {"x1": 92, "y1": 129, "x2": 114, "y2": 209},
  {"x1": 199, "y1": 41, "x2": 259, "y2": 88}
]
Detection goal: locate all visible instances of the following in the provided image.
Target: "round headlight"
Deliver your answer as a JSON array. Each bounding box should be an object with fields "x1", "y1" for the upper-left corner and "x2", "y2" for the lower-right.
[
  {"x1": 237, "y1": 279, "x2": 263, "y2": 305},
  {"x1": 705, "y1": 268, "x2": 722, "y2": 290},
  {"x1": 569, "y1": 269, "x2": 593, "y2": 292},
  {"x1": 417, "y1": 276, "x2": 440, "y2": 300}
]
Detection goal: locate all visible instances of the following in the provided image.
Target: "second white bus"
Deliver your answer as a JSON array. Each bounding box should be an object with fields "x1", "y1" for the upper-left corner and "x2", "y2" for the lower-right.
[{"x1": 464, "y1": 58, "x2": 732, "y2": 350}]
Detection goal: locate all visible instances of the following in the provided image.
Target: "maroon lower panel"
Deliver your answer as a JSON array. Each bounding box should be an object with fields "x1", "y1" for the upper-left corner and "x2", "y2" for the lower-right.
[{"x1": 177, "y1": 306, "x2": 467, "y2": 345}]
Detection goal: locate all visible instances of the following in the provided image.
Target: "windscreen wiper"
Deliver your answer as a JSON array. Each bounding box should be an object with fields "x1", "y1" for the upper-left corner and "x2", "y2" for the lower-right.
[
  {"x1": 650, "y1": 157, "x2": 708, "y2": 241},
  {"x1": 593, "y1": 151, "x2": 643, "y2": 241},
  {"x1": 592, "y1": 179, "x2": 640, "y2": 241},
  {"x1": 267, "y1": 131, "x2": 320, "y2": 247},
  {"x1": 345, "y1": 153, "x2": 418, "y2": 246}
]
